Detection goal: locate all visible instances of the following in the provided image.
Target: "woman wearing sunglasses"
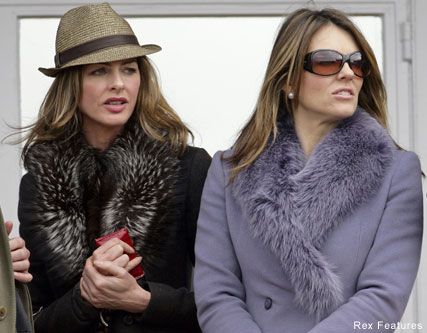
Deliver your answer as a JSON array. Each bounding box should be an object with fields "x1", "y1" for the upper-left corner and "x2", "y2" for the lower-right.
[
  {"x1": 195, "y1": 7, "x2": 422, "y2": 333},
  {"x1": 17, "y1": 3, "x2": 210, "y2": 332}
]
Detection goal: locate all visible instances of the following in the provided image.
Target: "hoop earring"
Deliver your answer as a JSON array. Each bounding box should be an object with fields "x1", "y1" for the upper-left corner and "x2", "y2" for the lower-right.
[{"x1": 288, "y1": 92, "x2": 295, "y2": 100}]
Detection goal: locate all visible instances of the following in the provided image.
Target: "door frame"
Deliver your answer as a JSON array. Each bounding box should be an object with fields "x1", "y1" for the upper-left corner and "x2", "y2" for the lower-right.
[{"x1": 0, "y1": 0, "x2": 425, "y2": 330}]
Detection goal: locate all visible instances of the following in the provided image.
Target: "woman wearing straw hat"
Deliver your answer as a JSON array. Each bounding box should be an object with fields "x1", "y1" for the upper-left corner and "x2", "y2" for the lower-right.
[{"x1": 17, "y1": 3, "x2": 210, "y2": 332}]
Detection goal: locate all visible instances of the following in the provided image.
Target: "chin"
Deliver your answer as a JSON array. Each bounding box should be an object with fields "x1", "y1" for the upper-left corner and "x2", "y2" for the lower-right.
[
  {"x1": 104, "y1": 115, "x2": 132, "y2": 127},
  {"x1": 332, "y1": 105, "x2": 358, "y2": 120}
]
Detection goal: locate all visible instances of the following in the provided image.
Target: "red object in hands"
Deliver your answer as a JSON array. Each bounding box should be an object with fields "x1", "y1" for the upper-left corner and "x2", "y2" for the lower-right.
[{"x1": 95, "y1": 228, "x2": 144, "y2": 279}]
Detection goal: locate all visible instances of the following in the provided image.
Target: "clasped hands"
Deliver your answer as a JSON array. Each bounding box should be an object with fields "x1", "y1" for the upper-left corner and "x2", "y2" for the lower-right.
[
  {"x1": 80, "y1": 238, "x2": 151, "y2": 313},
  {"x1": 5, "y1": 221, "x2": 32, "y2": 283}
]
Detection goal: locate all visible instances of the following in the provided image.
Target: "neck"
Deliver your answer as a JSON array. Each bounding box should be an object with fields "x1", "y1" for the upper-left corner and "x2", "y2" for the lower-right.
[
  {"x1": 293, "y1": 111, "x2": 338, "y2": 157},
  {"x1": 82, "y1": 123, "x2": 123, "y2": 151}
]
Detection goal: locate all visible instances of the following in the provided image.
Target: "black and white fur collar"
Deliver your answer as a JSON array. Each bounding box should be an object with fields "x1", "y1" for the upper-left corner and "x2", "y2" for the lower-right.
[
  {"x1": 233, "y1": 108, "x2": 395, "y2": 318},
  {"x1": 25, "y1": 122, "x2": 181, "y2": 291}
]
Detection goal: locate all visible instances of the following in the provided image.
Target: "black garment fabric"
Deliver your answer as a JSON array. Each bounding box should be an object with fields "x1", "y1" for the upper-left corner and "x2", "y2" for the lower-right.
[
  {"x1": 15, "y1": 287, "x2": 33, "y2": 333},
  {"x1": 19, "y1": 129, "x2": 211, "y2": 333}
]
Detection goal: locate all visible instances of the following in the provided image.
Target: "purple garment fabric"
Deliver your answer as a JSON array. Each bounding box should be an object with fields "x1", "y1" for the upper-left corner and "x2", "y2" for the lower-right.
[{"x1": 195, "y1": 110, "x2": 423, "y2": 333}]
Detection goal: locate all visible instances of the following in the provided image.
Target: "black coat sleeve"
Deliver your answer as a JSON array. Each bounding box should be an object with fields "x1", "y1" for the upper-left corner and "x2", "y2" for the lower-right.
[
  {"x1": 18, "y1": 173, "x2": 100, "y2": 333},
  {"x1": 137, "y1": 147, "x2": 211, "y2": 331}
]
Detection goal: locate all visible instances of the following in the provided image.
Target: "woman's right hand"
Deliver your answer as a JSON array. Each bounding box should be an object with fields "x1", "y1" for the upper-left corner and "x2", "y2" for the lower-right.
[{"x1": 79, "y1": 238, "x2": 149, "y2": 312}]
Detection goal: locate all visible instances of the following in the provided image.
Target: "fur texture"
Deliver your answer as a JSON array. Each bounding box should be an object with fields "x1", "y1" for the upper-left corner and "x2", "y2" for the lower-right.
[
  {"x1": 24, "y1": 121, "x2": 180, "y2": 291},
  {"x1": 233, "y1": 108, "x2": 394, "y2": 318}
]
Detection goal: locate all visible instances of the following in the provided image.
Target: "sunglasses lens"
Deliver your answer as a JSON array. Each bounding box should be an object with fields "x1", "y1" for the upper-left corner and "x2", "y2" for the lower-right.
[
  {"x1": 311, "y1": 50, "x2": 343, "y2": 75},
  {"x1": 306, "y1": 50, "x2": 371, "y2": 77},
  {"x1": 349, "y1": 52, "x2": 370, "y2": 77}
]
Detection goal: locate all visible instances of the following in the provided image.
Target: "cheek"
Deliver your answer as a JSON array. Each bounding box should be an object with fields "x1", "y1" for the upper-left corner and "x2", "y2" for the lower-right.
[
  {"x1": 130, "y1": 78, "x2": 141, "y2": 98},
  {"x1": 79, "y1": 81, "x2": 99, "y2": 112},
  {"x1": 355, "y1": 79, "x2": 363, "y2": 97},
  {"x1": 299, "y1": 76, "x2": 330, "y2": 103}
]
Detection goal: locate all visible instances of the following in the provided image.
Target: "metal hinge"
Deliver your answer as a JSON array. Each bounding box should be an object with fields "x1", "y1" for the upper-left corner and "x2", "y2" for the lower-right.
[{"x1": 401, "y1": 21, "x2": 412, "y2": 62}]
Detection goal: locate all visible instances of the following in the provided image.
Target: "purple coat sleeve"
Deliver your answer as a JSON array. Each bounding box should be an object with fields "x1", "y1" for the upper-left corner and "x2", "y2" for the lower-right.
[
  {"x1": 308, "y1": 152, "x2": 423, "y2": 333},
  {"x1": 194, "y1": 152, "x2": 263, "y2": 333}
]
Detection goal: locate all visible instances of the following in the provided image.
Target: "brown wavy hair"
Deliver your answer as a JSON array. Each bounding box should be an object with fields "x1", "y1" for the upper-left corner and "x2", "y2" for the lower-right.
[
  {"x1": 226, "y1": 8, "x2": 387, "y2": 181},
  {"x1": 18, "y1": 56, "x2": 192, "y2": 162}
]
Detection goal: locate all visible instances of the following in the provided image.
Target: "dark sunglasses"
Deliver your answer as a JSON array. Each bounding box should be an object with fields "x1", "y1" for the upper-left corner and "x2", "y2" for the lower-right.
[{"x1": 303, "y1": 49, "x2": 371, "y2": 78}]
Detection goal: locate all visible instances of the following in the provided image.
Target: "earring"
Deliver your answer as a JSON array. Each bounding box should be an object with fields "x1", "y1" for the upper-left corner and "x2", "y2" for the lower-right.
[{"x1": 288, "y1": 92, "x2": 295, "y2": 100}]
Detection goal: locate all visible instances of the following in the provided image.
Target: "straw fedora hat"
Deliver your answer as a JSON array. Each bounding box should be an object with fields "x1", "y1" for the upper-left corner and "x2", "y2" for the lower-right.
[{"x1": 39, "y1": 2, "x2": 161, "y2": 77}]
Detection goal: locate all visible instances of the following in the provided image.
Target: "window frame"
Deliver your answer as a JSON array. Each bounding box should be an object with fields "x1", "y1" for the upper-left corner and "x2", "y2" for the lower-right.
[{"x1": 0, "y1": 1, "x2": 424, "y2": 330}]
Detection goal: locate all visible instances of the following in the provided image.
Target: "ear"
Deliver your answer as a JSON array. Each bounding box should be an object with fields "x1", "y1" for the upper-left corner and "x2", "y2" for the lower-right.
[
  {"x1": 282, "y1": 84, "x2": 295, "y2": 101},
  {"x1": 282, "y1": 84, "x2": 294, "y2": 95}
]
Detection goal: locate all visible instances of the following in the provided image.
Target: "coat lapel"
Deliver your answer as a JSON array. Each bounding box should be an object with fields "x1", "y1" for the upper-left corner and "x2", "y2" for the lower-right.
[{"x1": 233, "y1": 108, "x2": 394, "y2": 318}]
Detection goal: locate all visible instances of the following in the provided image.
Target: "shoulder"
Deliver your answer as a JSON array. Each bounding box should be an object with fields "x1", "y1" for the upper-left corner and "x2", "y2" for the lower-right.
[
  {"x1": 24, "y1": 138, "x2": 81, "y2": 175},
  {"x1": 180, "y1": 146, "x2": 211, "y2": 163},
  {"x1": 371, "y1": 149, "x2": 424, "y2": 212},
  {"x1": 25, "y1": 139, "x2": 65, "y2": 160},
  {"x1": 200, "y1": 149, "x2": 235, "y2": 190},
  {"x1": 388, "y1": 150, "x2": 422, "y2": 187},
  {"x1": 24, "y1": 141, "x2": 55, "y2": 168},
  {"x1": 393, "y1": 149, "x2": 421, "y2": 169},
  {"x1": 180, "y1": 146, "x2": 212, "y2": 176},
  {"x1": 209, "y1": 149, "x2": 233, "y2": 176}
]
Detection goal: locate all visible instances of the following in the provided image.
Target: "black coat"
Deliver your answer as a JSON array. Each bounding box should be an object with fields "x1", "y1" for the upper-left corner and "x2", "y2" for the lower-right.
[{"x1": 18, "y1": 124, "x2": 211, "y2": 333}]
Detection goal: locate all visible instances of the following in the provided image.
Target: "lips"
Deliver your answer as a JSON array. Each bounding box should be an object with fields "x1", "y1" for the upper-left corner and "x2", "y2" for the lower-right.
[
  {"x1": 103, "y1": 97, "x2": 128, "y2": 113},
  {"x1": 332, "y1": 88, "x2": 354, "y2": 96},
  {"x1": 104, "y1": 97, "x2": 128, "y2": 105}
]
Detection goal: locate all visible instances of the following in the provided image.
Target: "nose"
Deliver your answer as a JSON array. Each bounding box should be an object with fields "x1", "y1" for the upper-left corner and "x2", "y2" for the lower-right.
[
  {"x1": 110, "y1": 69, "x2": 125, "y2": 91},
  {"x1": 338, "y1": 62, "x2": 355, "y2": 80}
]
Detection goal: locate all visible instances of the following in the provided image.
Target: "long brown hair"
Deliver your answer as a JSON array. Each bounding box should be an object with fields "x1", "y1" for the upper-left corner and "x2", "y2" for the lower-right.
[
  {"x1": 18, "y1": 56, "x2": 192, "y2": 163},
  {"x1": 227, "y1": 8, "x2": 387, "y2": 181}
]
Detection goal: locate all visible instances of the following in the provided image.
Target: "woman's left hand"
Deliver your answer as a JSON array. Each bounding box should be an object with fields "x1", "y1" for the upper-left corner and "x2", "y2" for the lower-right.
[
  {"x1": 80, "y1": 257, "x2": 151, "y2": 313},
  {"x1": 5, "y1": 221, "x2": 33, "y2": 283}
]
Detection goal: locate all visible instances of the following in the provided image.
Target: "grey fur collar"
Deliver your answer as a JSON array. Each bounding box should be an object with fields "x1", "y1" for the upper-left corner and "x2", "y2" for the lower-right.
[
  {"x1": 25, "y1": 122, "x2": 180, "y2": 290},
  {"x1": 233, "y1": 108, "x2": 395, "y2": 318}
]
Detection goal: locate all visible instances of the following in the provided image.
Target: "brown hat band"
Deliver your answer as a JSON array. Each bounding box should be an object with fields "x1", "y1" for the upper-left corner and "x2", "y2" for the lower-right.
[{"x1": 54, "y1": 34, "x2": 139, "y2": 68}]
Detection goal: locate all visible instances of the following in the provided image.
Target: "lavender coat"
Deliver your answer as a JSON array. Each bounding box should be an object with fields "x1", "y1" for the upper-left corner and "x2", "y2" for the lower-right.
[{"x1": 194, "y1": 109, "x2": 423, "y2": 333}]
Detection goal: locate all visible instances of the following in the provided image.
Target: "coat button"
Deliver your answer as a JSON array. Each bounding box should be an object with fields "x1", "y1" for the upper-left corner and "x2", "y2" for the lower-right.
[
  {"x1": 122, "y1": 314, "x2": 135, "y2": 326},
  {"x1": 264, "y1": 297, "x2": 273, "y2": 310},
  {"x1": 0, "y1": 306, "x2": 7, "y2": 320}
]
